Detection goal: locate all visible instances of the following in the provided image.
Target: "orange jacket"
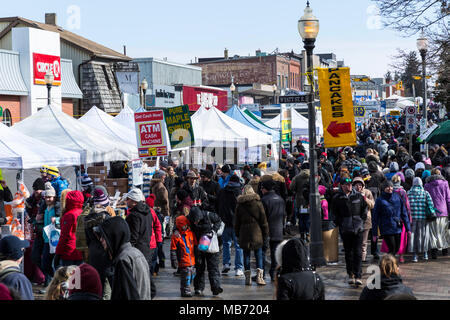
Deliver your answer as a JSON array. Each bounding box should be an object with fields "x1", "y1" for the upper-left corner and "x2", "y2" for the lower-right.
[{"x1": 170, "y1": 216, "x2": 197, "y2": 268}]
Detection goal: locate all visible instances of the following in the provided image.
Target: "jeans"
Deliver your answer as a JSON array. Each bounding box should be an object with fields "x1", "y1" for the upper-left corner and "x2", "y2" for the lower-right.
[
  {"x1": 222, "y1": 226, "x2": 243, "y2": 270},
  {"x1": 243, "y1": 248, "x2": 263, "y2": 270},
  {"x1": 342, "y1": 231, "x2": 364, "y2": 279}
]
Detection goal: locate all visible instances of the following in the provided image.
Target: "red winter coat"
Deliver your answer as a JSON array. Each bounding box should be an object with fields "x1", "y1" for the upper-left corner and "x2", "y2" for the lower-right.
[
  {"x1": 55, "y1": 190, "x2": 84, "y2": 261},
  {"x1": 150, "y1": 208, "x2": 162, "y2": 249}
]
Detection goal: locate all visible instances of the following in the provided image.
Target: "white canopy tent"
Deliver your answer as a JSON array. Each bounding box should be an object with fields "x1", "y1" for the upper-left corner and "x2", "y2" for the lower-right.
[
  {"x1": 112, "y1": 105, "x2": 136, "y2": 131},
  {"x1": 191, "y1": 106, "x2": 273, "y2": 148},
  {"x1": 0, "y1": 122, "x2": 81, "y2": 169},
  {"x1": 264, "y1": 107, "x2": 323, "y2": 136},
  {"x1": 79, "y1": 106, "x2": 138, "y2": 146},
  {"x1": 13, "y1": 105, "x2": 138, "y2": 164}
]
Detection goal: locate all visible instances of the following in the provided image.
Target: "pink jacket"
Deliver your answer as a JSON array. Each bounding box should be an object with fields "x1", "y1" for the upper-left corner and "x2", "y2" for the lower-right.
[{"x1": 150, "y1": 208, "x2": 162, "y2": 249}]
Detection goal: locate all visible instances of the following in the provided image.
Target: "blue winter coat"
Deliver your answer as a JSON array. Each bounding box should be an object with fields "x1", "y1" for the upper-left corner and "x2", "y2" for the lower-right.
[
  {"x1": 372, "y1": 192, "x2": 411, "y2": 236},
  {"x1": 50, "y1": 176, "x2": 69, "y2": 198}
]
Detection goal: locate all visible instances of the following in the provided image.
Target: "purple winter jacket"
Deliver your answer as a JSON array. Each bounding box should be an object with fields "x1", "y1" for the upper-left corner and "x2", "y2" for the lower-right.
[{"x1": 424, "y1": 175, "x2": 450, "y2": 217}]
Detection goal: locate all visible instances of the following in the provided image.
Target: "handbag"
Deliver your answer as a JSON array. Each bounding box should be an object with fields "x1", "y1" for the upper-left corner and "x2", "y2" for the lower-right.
[
  {"x1": 206, "y1": 231, "x2": 219, "y2": 253},
  {"x1": 425, "y1": 204, "x2": 438, "y2": 222}
]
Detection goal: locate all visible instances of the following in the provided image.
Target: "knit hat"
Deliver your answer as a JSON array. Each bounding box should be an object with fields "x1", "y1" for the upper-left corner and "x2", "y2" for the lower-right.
[
  {"x1": 368, "y1": 161, "x2": 379, "y2": 173},
  {"x1": 381, "y1": 180, "x2": 394, "y2": 191},
  {"x1": 253, "y1": 168, "x2": 262, "y2": 177},
  {"x1": 93, "y1": 188, "x2": 109, "y2": 207},
  {"x1": 415, "y1": 162, "x2": 425, "y2": 171},
  {"x1": 360, "y1": 168, "x2": 370, "y2": 177},
  {"x1": 68, "y1": 263, "x2": 102, "y2": 299},
  {"x1": 159, "y1": 160, "x2": 169, "y2": 169},
  {"x1": 229, "y1": 175, "x2": 241, "y2": 183},
  {"x1": 153, "y1": 170, "x2": 166, "y2": 180},
  {"x1": 413, "y1": 177, "x2": 423, "y2": 187},
  {"x1": 32, "y1": 178, "x2": 45, "y2": 191},
  {"x1": 124, "y1": 188, "x2": 144, "y2": 202},
  {"x1": 0, "y1": 283, "x2": 13, "y2": 300},
  {"x1": 389, "y1": 162, "x2": 399, "y2": 172},
  {"x1": 388, "y1": 150, "x2": 395, "y2": 157},
  {"x1": 46, "y1": 166, "x2": 60, "y2": 178},
  {"x1": 200, "y1": 169, "x2": 213, "y2": 179},
  {"x1": 40, "y1": 165, "x2": 50, "y2": 174},
  {"x1": 0, "y1": 235, "x2": 30, "y2": 260},
  {"x1": 146, "y1": 194, "x2": 156, "y2": 208},
  {"x1": 81, "y1": 174, "x2": 93, "y2": 188},
  {"x1": 44, "y1": 182, "x2": 56, "y2": 197},
  {"x1": 422, "y1": 170, "x2": 431, "y2": 180},
  {"x1": 318, "y1": 185, "x2": 327, "y2": 195},
  {"x1": 221, "y1": 164, "x2": 231, "y2": 174},
  {"x1": 405, "y1": 169, "x2": 415, "y2": 179}
]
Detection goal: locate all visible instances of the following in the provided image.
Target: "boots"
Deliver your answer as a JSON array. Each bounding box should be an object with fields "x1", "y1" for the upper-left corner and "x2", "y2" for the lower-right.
[
  {"x1": 256, "y1": 268, "x2": 266, "y2": 286},
  {"x1": 431, "y1": 248, "x2": 438, "y2": 259},
  {"x1": 244, "y1": 270, "x2": 252, "y2": 286}
]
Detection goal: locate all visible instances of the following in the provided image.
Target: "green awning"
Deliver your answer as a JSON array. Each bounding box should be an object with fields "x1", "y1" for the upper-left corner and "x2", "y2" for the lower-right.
[{"x1": 425, "y1": 120, "x2": 450, "y2": 144}]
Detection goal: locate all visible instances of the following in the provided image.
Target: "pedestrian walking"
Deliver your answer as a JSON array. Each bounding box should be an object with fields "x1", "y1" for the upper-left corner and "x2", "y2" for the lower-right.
[{"x1": 235, "y1": 185, "x2": 269, "y2": 286}]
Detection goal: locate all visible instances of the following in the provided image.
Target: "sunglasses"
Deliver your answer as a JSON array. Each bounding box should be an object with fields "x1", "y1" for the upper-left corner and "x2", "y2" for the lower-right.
[{"x1": 341, "y1": 178, "x2": 352, "y2": 184}]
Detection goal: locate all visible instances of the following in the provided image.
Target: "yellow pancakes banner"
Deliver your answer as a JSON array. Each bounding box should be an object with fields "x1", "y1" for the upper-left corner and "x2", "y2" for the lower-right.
[{"x1": 317, "y1": 67, "x2": 356, "y2": 148}]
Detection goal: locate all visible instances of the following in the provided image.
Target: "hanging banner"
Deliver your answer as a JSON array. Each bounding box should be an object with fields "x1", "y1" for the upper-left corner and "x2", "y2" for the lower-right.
[
  {"x1": 280, "y1": 105, "x2": 292, "y2": 148},
  {"x1": 317, "y1": 67, "x2": 356, "y2": 148},
  {"x1": 163, "y1": 105, "x2": 194, "y2": 150},
  {"x1": 134, "y1": 110, "x2": 168, "y2": 158}
]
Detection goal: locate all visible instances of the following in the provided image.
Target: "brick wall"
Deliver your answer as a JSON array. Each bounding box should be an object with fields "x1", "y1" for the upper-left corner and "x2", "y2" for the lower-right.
[
  {"x1": 0, "y1": 95, "x2": 21, "y2": 125},
  {"x1": 62, "y1": 98, "x2": 74, "y2": 117}
]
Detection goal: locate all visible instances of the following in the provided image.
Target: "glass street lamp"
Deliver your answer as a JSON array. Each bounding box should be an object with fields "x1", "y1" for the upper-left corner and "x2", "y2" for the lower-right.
[
  {"x1": 298, "y1": 1, "x2": 325, "y2": 267},
  {"x1": 141, "y1": 78, "x2": 148, "y2": 109},
  {"x1": 230, "y1": 81, "x2": 236, "y2": 106},
  {"x1": 416, "y1": 30, "x2": 428, "y2": 156},
  {"x1": 44, "y1": 69, "x2": 54, "y2": 106}
]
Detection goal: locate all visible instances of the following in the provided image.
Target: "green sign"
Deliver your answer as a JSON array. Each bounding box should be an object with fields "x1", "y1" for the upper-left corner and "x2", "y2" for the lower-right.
[
  {"x1": 163, "y1": 105, "x2": 195, "y2": 150},
  {"x1": 0, "y1": 106, "x2": 3, "y2": 117}
]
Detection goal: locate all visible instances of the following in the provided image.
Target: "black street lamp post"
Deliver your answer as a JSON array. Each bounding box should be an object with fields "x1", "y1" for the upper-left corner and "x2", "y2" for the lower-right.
[
  {"x1": 298, "y1": 1, "x2": 326, "y2": 267},
  {"x1": 416, "y1": 30, "x2": 428, "y2": 157},
  {"x1": 44, "y1": 69, "x2": 54, "y2": 106}
]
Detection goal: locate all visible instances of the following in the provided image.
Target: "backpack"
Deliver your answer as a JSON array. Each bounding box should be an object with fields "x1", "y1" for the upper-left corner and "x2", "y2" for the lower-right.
[
  {"x1": 311, "y1": 271, "x2": 322, "y2": 300},
  {"x1": 0, "y1": 266, "x2": 21, "y2": 283},
  {"x1": 301, "y1": 181, "x2": 310, "y2": 206},
  {"x1": 75, "y1": 204, "x2": 92, "y2": 259}
]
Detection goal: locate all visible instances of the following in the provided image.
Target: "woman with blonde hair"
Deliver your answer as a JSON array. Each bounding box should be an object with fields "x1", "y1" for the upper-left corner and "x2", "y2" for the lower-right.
[
  {"x1": 359, "y1": 254, "x2": 414, "y2": 300},
  {"x1": 43, "y1": 265, "x2": 77, "y2": 300},
  {"x1": 235, "y1": 185, "x2": 269, "y2": 286}
]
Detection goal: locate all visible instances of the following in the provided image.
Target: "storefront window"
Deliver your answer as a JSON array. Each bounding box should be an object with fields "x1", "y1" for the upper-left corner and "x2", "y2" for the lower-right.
[{"x1": 2, "y1": 108, "x2": 12, "y2": 127}]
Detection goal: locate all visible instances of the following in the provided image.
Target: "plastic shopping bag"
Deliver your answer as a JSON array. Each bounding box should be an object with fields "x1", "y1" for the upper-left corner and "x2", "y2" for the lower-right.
[
  {"x1": 44, "y1": 224, "x2": 60, "y2": 254},
  {"x1": 206, "y1": 232, "x2": 219, "y2": 254}
]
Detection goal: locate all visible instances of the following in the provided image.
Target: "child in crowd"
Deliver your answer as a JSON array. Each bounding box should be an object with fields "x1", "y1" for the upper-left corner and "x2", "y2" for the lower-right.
[{"x1": 170, "y1": 215, "x2": 197, "y2": 297}]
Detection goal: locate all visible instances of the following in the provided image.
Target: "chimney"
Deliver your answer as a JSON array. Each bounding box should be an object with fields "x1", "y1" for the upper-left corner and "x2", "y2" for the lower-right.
[
  {"x1": 45, "y1": 13, "x2": 57, "y2": 26},
  {"x1": 224, "y1": 48, "x2": 229, "y2": 59}
]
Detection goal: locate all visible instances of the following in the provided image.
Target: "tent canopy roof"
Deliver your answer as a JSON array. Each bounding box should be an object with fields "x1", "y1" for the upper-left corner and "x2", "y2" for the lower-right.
[
  {"x1": 265, "y1": 107, "x2": 323, "y2": 136},
  {"x1": 13, "y1": 105, "x2": 138, "y2": 164}
]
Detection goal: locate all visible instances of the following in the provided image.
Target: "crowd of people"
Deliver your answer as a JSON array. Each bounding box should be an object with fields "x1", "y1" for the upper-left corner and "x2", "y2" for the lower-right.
[{"x1": 0, "y1": 115, "x2": 449, "y2": 300}]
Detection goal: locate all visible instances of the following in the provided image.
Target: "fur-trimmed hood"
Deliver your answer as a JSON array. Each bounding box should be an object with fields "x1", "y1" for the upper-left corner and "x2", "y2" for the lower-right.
[
  {"x1": 272, "y1": 172, "x2": 285, "y2": 183},
  {"x1": 425, "y1": 174, "x2": 446, "y2": 184},
  {"x1": 260, "y1": 174, "x2": 273, "y2": 182},
  {"x1": 237, "y1": 193, "x2": 260, "y2": 204}
]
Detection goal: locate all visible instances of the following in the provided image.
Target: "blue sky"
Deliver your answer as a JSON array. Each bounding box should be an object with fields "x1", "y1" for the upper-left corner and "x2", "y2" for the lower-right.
[{"x1": 5, "y1": 0, "x2": 421, "y2": 78}]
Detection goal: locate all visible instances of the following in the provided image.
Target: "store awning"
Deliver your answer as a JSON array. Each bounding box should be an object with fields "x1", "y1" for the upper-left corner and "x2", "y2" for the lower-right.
[
  {"x1": 0, "y1": 49, "x2": 28, "y2": 96},
  {"x1": 61, "y1": 59, "x2": 83, "y2": 99}
]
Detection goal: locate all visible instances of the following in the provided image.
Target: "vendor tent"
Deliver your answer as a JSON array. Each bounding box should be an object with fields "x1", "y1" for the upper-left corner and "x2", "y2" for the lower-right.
[
  {"x1": 265, "y1": 107, "x2": 323, "y2": 136},
  {"x1": 0, "y1": 122, "x2": 81, "y2": 169},
  {"x1": 13, "y1": 105, "x2": 138, "y2": 164},
  {"x1": 112, "y1": 105, "x2": 136, "y2": 131},
  {"x1": 191, "y1": 106, "x2": 272, "y2": 148},
  {"x1": 79, "y1": 106, "x2": 137, "y2": 146},
  {"x1": 425, "y1": 120, "x2": 450, "y2": 144},
  {"x1": 225, "y1": 106, "x2": 279, "y2": 142}
]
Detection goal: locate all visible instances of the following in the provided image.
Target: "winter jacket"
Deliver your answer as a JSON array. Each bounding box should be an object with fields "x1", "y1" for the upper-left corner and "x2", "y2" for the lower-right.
[
  {"x1": 200, "y1": 179, "x2": 220, "y2": 212},
  {"x1": 97, "y1": 217, "x2": 151, "y2": 300},
  {"x1": 271, "y1": 172, "x2": 288, "y2": 202},
  {"x1": 407, "y1": 186, "x2": 435, "y2": 220},
  {"x1": 341, "y1": 157, "x2": 362, "y2": 173},
  {"x1": 331, "y1": 189, "x2": 368, "y2": 234},
  {"x1": 125, "y1": 201, "x2": 153, "y2": 265},
  {"x1": 218, "y1": 174, "x2": 231, "y2": 189},
  {"x1": 151, "y1": 179, "x2": 169, "y2": 216},
  {"x1": 188, "y1": 206, "x2": 222, "y2": 240},
  {"x1": 170, "y1": 217, "x2": 197, "y2": 268},
  {"x1": 0, "y1": 186, "x2": 13, "y2": 220},
  {"x1": 249, "y1": 176, "x2": 260, "y2": 194},
  {"x1": 0, "y1": 260, "x2": 34, "y2": 300},
  {"x1": 55, "y1": 191, "x2": 84, "y2": 261},
  {"x1": 360, "y1": 274, "x2": 414, "y2": 300},
  {"x1": 261, "y1": 190, "x2": 286, "y2": 242},
  {"x1": 378, "y1": 141, "x2": 389, "y2": 159},
  {"x1": 393, "y1": 187, "x2": 411, "y2": 221},
  {"x1": 290, "y1": 169, "x2": 310, "y2": 209},
  {"x1": 424, "y1": 175, "x2": 450, "y2": 217},
  {"x1": 50, "y1": 176, "x2": 69, "y2": 199},
  {"x1": 372, "y1": 192, "x2": 411, "y2": 236},
  {"x1": 84, "y1": 208, "x2": 113, "y2": 283},
  {"x1": 235, "y1": 193, "x2": 269, "y2": 250},
  {"x1": 43, "y1": 202, "x2": 61, "y2": 243},
  {"x1": 182, "y1": 182, "x2": 208, "y2": 209},
  {"x1": 215, "y1": 181, "x2": 242, "y2": 228},
  {"x1": 276, "y1": 238, "x2": 325, "y2": 300},
  {"x1": 150, "y1": 208, "x2": 162, "y2": 249}
]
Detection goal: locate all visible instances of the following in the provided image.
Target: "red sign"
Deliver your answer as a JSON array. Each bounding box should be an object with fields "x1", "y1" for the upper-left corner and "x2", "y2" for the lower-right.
[
  {"x1": 33, "y1": 53, "x2": 61, "y2": 86},
  {"x1": 182, "y1": 86, "x2": 228, "y2": 111},
  {"x1": 134, "y1": 110, "x2": 167, "y2": 158}
]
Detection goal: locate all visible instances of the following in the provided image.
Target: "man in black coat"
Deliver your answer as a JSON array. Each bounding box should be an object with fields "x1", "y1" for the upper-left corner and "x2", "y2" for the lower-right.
[
  {"x1": 124, "y1": 188, "x2": 155, "y2": 298},
  {"x1": 199, "y1": 169, "x2": 220, "y2": 213},
  {"x1": 187, "y1": 206, "x2": 223, "y2": 296},
  {"x1": 215, "y1": 175, "x2": 243, "y2": 275},
  {"x1": 331, "y1": 177, "x2": 367, "y2": 286},
  {"x1": 0, "y1": 179, "x2": 13, "y2": 225},
  {"x1": 95, "y1": 216, "x2": 151, "y2": 300},
  {"x1": 261, "y1": 179, "x2": 286, "y2": 281}
]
